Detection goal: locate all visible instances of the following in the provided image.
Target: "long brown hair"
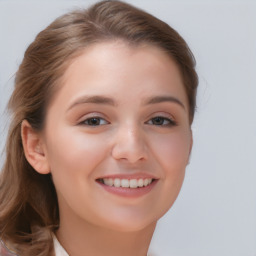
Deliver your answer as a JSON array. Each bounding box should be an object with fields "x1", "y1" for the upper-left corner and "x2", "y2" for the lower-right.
[{"x1": 0, "y1": 1, "x2": 198, "y2": 255}]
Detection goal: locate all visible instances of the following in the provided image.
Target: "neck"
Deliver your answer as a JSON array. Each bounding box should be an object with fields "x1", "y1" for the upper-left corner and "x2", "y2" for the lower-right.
[{"x1": 56, "y1": 214, "x2": 156, "y2": 256}]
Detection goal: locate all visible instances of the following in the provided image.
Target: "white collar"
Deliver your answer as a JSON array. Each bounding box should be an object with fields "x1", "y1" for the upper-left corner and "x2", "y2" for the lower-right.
[
  {"x1": 53, "y1": 235, "x2": 69, "y2": 256},
  {"x1": 53, "y1": 235, "x2": 153, "y2": 256}
]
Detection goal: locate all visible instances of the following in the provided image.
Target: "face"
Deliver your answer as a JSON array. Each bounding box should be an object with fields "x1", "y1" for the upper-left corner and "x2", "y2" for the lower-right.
[{"x1": 41, "y1": 41, "x2": 192, "y2": 232}]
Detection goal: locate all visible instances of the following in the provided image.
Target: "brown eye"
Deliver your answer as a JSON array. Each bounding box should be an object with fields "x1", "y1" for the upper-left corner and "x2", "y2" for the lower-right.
[
  {"x1": 152, "y1": 117, "x2": 165, "y2": 125},
  {"x1": 81, "y1": 117, "x2": 108, "y2": 126},
  {"x1": 147, "y1": 116, "x2": 176, "y2": 126}
]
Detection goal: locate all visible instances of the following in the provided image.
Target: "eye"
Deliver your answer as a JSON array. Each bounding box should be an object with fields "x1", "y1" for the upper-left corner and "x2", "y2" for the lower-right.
[
  {"x1": 147, "y1": 116, "x2": 176, "y2": 126},
  {"x1": 81, "y1": 117, "x2": 109, "y2": 126}
]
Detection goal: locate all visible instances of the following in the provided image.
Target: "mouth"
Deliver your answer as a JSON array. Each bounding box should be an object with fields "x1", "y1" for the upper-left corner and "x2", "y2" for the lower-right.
[
  {"x1": 96, "y1": 178, "x2": 156, "y2": 189},
  {"x1": 96, "y1": 176, "x2": 158, "y2": 198}
]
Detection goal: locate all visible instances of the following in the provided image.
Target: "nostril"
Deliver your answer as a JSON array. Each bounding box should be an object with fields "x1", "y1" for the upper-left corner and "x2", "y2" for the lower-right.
[{"x1": 111, "y1": 138, "x2": 147, "y2": 163}]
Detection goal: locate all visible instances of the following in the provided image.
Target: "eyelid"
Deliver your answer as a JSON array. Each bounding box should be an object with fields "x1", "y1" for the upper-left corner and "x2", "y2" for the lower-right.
[
  {"x1": 146, "y1": 113, "x2": 177, "y2": 126},
  {"x1": 150, "y1": 112, "x2": 175, "y2": 120},
  {"x1": 148, "y1": 117, "x2": 176, "y2": 125},
  {"x1": 77, "y1": 112, "x2": 110, "y2": 125}
]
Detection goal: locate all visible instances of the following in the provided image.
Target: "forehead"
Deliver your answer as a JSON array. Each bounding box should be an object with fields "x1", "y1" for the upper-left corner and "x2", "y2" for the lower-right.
[{"x1": 50, "y1": 41, "x2": 188, "y2": 109}]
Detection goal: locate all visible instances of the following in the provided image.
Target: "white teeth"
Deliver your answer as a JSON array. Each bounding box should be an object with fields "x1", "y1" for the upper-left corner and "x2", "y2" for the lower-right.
[
  {"x1": 121, "y1": 179, "x2": 129, "y2": 188},
  {"x1": 114, "y1": 178, "x2": 121, "y2": 187},
  {"x1": 104, "y1": 178, "x2": 113, "y2": 186},
  {"x1": 129, "y1": 179, "x2": 137, "y2": 188},
  {"x1": 144, "y1": 179, "x2": 149, "y2": 186},
  {"x1": 102, "y1": 178, "x2": 153, "y2": 188},
  {"x1": 138, "y1": 179, "x2": 144, "y2": 187}
]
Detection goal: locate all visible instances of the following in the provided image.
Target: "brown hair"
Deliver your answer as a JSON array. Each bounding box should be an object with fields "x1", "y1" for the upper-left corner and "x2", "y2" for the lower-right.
[{"x1": 0, "y1": 1, "x2": 198, "y2": 255}]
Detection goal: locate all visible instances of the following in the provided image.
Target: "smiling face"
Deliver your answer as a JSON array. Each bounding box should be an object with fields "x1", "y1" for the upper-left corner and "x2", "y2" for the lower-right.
[{"x1": 38, "y1": 41, "x2": 192, "y2": 232}]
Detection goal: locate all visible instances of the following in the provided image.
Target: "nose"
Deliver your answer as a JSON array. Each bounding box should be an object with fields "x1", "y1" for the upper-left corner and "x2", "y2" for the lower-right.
[{"x1": 111, "y1": 124, "x2": 148, "y2": 163}]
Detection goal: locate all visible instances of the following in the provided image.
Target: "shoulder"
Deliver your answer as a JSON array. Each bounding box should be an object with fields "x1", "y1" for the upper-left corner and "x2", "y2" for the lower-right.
[{"x1": 0, "y1": 240, "x2": 18, "y2": 256}]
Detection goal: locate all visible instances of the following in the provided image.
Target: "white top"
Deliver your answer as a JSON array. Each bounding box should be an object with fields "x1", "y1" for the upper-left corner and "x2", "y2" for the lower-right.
[
  {"x1": 53, "y1": 236, "x2": 153, "y2": 256},
  {"x1": 53, "y1": 236, "x2": 69, "y2": 256}
]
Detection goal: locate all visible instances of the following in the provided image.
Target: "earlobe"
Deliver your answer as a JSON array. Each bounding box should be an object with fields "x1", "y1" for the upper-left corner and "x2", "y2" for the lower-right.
[{"x1": 21, "y1": 120, "x2": 50, "y2": 174}]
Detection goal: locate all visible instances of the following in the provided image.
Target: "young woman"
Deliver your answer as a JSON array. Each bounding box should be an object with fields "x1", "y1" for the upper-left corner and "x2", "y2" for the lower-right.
[{"x1": 0, "y1": 1, "x2": 198, "y2": 255}]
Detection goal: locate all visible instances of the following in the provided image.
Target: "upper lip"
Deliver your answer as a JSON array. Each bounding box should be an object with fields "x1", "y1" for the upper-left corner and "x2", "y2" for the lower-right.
[{"x1": 95, "y1": 173, "x2": 158, "y2": 180}]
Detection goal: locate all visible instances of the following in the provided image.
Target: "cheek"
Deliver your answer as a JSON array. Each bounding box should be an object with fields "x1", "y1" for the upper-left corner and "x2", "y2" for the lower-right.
[
  {"x1": 45, "y1": 127, "x2": 108, "y2": 178},
  {"x1": 44, "y1": 128, "x2": 110, "y2": 215},
  {"x1": 152, "y1": 130, "x2": 191, "y2": 174},
  {"x1": 148, "y1": 131, "x2": 191, "y2": 216}
]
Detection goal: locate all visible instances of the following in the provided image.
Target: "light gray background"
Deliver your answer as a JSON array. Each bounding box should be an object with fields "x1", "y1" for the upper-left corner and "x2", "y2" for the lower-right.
[{"x1": 0, "y1": 0, "x2": 256, "y2": 255}]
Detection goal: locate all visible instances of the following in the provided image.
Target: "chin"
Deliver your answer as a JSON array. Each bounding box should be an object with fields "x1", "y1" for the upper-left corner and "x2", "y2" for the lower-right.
[
  {"x1": 93, "y1": 211, "x2": 159, "y2": 233},
  {"x1": 104, "y1": 221, "x2": 157, "y2": 233}
]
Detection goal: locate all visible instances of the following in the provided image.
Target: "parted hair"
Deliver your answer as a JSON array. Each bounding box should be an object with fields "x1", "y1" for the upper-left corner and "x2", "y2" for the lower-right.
[{"x1": 0, "y1": 1, "x2": 198, "y2": 255}]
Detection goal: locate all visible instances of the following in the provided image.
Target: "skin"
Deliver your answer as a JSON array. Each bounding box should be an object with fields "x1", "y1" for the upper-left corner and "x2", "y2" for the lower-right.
[{"x1": 22, "y1": 41, "x2": 192, "y2": 256}]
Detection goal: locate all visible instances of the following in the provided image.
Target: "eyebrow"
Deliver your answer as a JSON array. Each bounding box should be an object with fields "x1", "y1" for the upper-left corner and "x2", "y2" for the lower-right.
[
  {"x1": 144, "y1": 96, "x2": 185, "y2": 109},
  {"x1": 67, "y1": 95, "x2": 116, "y2": 112},
  {"x1": 67, "y1": 95, "x2": 185, "y2": 112}
]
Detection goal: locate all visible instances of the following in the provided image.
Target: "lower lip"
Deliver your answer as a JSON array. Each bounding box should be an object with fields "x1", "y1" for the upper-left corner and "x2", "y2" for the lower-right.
[{"x1": 97, "y1": 180, "x2": 158, "y2": 198}]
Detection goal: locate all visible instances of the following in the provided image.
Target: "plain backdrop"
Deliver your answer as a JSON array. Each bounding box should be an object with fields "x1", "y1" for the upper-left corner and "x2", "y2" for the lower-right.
[{"x1": 0, "y1": 1, "x2": 256, "y2": 255}]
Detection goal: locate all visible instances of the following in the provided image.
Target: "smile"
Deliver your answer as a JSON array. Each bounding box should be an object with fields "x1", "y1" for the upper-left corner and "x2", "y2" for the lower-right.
[
  {"x1": 98, "y1": 178, "x2": 154, "y2": 188},
  {"x1": 96, "y1": 176, "x2": 158, "y2": 198}
]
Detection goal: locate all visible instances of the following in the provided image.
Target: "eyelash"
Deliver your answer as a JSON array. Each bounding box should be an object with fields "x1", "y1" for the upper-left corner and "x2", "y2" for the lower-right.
[
  {"x1": 146, "y1": 116, "x2": 177, "y2": 126},
  {"x1": 79, "y1": 115, "x2": 176, "y2": 127},
  {"x1": 79, "y1": 117, "x2": 109, "y2": 126}
]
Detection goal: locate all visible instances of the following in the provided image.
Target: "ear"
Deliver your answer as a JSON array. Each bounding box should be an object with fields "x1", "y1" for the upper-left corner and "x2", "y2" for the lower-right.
[
  {"x1": 187, "y1": 129, "x2": 193, "y2": 165},
  {"x1": 21, "y1": 120, "x2": 50, "y2": 174}
]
